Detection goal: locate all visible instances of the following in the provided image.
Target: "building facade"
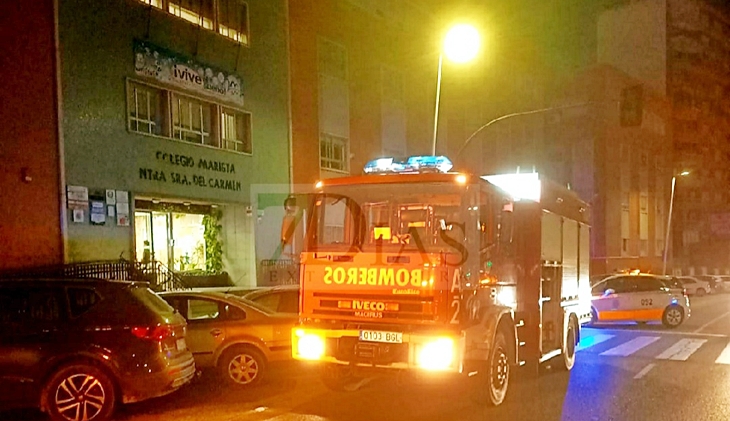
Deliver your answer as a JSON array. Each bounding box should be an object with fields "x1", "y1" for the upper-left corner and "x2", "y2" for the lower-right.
[
  {"x1": 598, "y1": 0, "x2": 730, "y2": 275},
  {"x1": 288, "y1": 0, "x2": 444, "y2": 185},
  {"x1": 2, "y1": 0, "x2": 291, "y2": 286},
  {"x1": 549, "y1": 65, "x2": 673, "y2": 275},
  {"x1": 1, "y1": 0, "x2": 64, "y2": 271}
]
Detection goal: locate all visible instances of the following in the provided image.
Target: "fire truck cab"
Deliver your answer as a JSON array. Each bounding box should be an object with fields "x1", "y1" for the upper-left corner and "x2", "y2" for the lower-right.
[{"x1": 291, "y1": 156, "x2": 591, "y2": 406}]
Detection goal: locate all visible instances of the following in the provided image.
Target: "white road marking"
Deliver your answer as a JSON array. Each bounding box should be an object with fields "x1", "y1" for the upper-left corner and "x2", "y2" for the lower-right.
[
  {"x1": 586, "y1": 327, "x2": 728, "y2": 338},
  {"x1": 577, "y1": 334, "x2": 614, "y2": 351},
  {"x1": 600, "y1": 336, "x2": 660, "y2": 356},
  {"x1": 655, "y1": 338, "x2": 707, "y2": 361},
  {"x1": 633, "y1": 363, "x2": 656, "y2": 379},
  {"x1": 715, "y1": 342, "x2": 730, "y2": 365},
  {"x1": 693, "y1": 310, "x2": 730, "y2": 334}
]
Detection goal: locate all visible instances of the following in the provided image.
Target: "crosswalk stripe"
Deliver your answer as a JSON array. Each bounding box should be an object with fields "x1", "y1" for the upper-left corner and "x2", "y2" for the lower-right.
[
  {"x1": 600, "y1": 336, "x2": 659, "y2": 356},
  {"x1": 655, "y1": 338, "x2": 707, "y2": 361},
  {"x1": 715, "y1": 342, "x2": 730, "y2": 365},
  {"x1": 578, "y1": 334, "x2": 614, "y2": 351}
]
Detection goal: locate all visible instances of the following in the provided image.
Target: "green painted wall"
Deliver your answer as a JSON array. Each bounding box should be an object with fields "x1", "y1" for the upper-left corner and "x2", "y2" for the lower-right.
[{"x1": 58, "y1": 0, "x2": 290, "y2": 262}]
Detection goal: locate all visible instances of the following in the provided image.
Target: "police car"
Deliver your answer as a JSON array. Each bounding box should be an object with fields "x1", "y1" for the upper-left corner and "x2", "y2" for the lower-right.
[{"x1": 590, "y1": 273, "x2": 689, "y2": 328}]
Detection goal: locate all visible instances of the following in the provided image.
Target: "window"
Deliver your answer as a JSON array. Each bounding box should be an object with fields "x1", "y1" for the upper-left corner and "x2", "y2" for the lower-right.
[
  {"x1": 221, "y1": 108, "x2": 251, "y2": 153},
  {"x1": 218, "y1": 0, "x2": 249, "y2": 44},
  {"x1": 135, "y1": 0, "x2": 248, "y2": 44},
  {"x1": 171, "y1": 93, "x2": 214, "y2": 145},
  {"x1": 138, "y1": 0, "x2": 163, "y2": 7},
  {"x1": 127, "y1": 80, "x2": 252, "y2": 154},
  {"x1": 224, "y1": 304, "x2": 246, "y2": 320},
  {"x1": 187, "y1": 299, "x2": 221, "y2": 321},
  {"x1": 318, "y1": 38, "x2": 349, "y2": 172},
  {"x1": 67, "y1": 288, "x2": 100, "y2": 318},
  {"x1": 320, "y1": 133, "x2": 348, "y2": 171},
  {"x1": 0, "y1": 287, "x2": 62, "y2": 325},
  {"x1": 169, "y1": 0, "x2": 214, "y2": 29},
  {"x1": 128, "y1": 82, "x2": 166, "y2": 136}
]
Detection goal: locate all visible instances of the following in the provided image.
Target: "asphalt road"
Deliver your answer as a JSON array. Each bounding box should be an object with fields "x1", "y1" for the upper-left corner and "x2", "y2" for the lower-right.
[{"x1": 5, "y1": 293, "x2": 730, "y2": 421}]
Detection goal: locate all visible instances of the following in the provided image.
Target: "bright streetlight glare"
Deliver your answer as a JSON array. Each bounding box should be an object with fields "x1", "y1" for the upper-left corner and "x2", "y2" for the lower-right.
[
  {"x1": 443, "y1": 24, "x2": 480, "y2": 63},
  {"x1": 680, "y1": 171, "x2": 690, "y2": 176}
]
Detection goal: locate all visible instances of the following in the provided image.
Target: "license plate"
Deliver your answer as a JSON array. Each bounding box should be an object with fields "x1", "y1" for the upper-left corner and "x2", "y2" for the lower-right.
[
  {"x1": 359, "y1": 330, "x2": 402, "y2": 344},
  {"x1": 176, "y1": 338, "x2": 186, "y2": 351}
]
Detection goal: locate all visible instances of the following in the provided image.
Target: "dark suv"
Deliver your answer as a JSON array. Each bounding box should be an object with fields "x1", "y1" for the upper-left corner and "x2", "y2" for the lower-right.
[{"x1": 0, "y1": 279, "x2": 196, "y2": 421}]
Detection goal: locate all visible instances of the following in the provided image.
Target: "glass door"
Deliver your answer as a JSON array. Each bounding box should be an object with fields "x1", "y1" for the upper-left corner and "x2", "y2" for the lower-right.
[
  {"x1": 135, "y1": 212, "x2": 152, "y2": 263},
  {"x1": 152, "y1": 212, "x2": 172, "y2": 268}
]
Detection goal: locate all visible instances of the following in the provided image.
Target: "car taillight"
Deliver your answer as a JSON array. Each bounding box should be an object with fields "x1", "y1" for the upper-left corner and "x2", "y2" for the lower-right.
[{"x1": 131, "y1": 325, "x2": 173, "y2": 341}]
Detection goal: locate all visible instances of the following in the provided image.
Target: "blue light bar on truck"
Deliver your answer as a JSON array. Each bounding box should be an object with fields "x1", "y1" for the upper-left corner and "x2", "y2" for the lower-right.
[{"x1": 364, "y1": 156, "x2": 454, "y2": 174}]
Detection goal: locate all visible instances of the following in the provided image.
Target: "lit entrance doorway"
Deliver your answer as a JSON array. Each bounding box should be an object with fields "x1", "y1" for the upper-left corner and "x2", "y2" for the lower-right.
[{"x1": 134, "y1": 201, "x2": 207, "y2": 271}]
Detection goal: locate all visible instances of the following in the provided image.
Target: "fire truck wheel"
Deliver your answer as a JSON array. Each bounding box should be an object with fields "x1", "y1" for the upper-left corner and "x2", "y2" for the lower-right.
[
  {"x1": 560, "y1": 319, "x2": 578, "y2": 371},
  {"x1": 473, "y1": 331, "x2": 510, "y2": 406},
  {"x1": 320, "y1": 366, "x2": 361, "y2": 392},
  {"x1": 219, "y1": 346, "x2": 267, "y2": 387}
]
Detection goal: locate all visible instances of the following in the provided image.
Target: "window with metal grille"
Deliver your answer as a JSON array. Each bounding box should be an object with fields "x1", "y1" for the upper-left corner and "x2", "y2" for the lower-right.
[
  {"x1": 171, "y1": 93, "x2": 213, "y2": 145},
  {"x1": 128, "y1": 82, "x2": 165, "y2": 136},
  {"x1": 221, "y1": 108, "x2": 252, "y2": 154},
  {"x1": 320, "y1": 133, "x2": 348, "y2": 172}
]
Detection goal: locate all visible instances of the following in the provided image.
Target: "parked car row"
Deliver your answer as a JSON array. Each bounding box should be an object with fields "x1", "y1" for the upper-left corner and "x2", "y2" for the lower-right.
[{"x1": 0, "y1": 278, "x2": 299, "y2": 421}]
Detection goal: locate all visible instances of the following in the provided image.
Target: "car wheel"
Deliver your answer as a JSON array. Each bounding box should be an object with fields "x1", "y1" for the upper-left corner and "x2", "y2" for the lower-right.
[
  {"x1": 43, "y1": 363, "x2": 116, "y2": 421},
  {"x1": 695, "y1": 288, "x2": 706, "y2": 297},
  {"x1": 560, "y1": 319, "x2": 578, "y2": 371},
  {"x1": 219, "y1": 346, "x2": 266, "y2": 387},
  {"x1": 662, "y1": 306, "x2": 684, "y2": 328}
]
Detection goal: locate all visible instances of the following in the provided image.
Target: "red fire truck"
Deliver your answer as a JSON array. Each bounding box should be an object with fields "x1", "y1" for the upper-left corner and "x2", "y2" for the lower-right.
[{"x1": 290, "y1": 156, "x2": 591, "y2": 405}]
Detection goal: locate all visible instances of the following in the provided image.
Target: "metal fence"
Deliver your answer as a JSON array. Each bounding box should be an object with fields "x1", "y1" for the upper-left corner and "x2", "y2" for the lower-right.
[{"x1": 0, "y1": 259, "x2": 188, "y2": 292}]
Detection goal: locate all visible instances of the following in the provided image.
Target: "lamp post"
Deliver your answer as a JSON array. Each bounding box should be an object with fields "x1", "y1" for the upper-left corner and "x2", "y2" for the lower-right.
[
  {"x1": 663, "y1": 171, "x2": 690, "y2": 275},
  {"x1": 431, "y1": 24, "x2": 481, "y2": 156}
]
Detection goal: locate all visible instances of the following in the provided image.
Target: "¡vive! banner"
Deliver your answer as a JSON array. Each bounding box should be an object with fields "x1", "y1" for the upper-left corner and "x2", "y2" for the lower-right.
[{"x1": 133, "y1": 39, "x2": 244, "y2": 106}]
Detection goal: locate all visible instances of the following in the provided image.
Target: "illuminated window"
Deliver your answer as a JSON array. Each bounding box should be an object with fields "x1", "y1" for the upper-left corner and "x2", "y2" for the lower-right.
[
  {"x1": 171, "y1": 93, "x2": 214, "y2": 145},
  {"x1": 218, "y1": 0, "x2": 249, "y2": 43},
  {"x1": 137, "y1": 0, "x2": 163, "y2": 7},
  {"x1": 221, "y1": 108, "x2": 252, "y2": 154},
  {"x1": 128, "y1": 82, "x2": 165, "y2": 136},
  {"x1": 134, "y1": 0, "x2": 248, "y2": 45},
  {"x1": 320, "y1": 133, "x2": 349, "y2": 172},
  {"x1": 169, "y1": 0, "x2": 214, "y2": 29}
]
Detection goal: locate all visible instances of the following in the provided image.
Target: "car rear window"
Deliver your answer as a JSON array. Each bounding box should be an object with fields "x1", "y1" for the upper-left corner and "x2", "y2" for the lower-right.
[
  {"x1": 67, "y1": 288, "x2": 101, "y2": 317},
  {"x1": 130, "y1": 286, "x2": 175, "y2": 315}
]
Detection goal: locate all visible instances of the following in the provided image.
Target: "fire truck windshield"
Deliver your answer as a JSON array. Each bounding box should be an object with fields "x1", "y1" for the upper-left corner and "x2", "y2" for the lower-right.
[{"x1": 309, "y1": 182, "x2": 477, "y2": 253}]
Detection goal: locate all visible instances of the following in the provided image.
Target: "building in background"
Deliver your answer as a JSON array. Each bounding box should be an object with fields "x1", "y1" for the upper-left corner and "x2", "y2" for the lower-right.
[
  {"x1": 598, "y1": 0, "x2": 730, "y2": 274},
  {"x1": 548, "y1": 65, "x2": 673, "y2": 275},
  {"x1": 287, "y1": 0, "x2": 443, "y2": 185}
]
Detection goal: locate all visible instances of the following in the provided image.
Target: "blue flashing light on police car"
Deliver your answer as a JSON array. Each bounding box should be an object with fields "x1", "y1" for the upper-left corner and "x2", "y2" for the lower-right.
[{"x1": 363, "y1": 155, "x2": 454, "y2": 174}]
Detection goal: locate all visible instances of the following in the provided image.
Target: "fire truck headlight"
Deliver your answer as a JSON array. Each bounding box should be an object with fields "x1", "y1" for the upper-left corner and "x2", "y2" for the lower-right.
[
  {"x1": 417, "y1": 338, "x2": 455, "y2": 371},
  {"x1": 295, "y1": 330, "x2": 325, "y2": 360}
]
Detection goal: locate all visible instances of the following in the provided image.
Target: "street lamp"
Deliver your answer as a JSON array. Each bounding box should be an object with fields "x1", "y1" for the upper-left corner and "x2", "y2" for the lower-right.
[
  {"x1": 662, "y1": 170, "x2": 690, "y2": 275},
  {"x1": 431, "y1": 24, "x2": 481, "y2": 156}
]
